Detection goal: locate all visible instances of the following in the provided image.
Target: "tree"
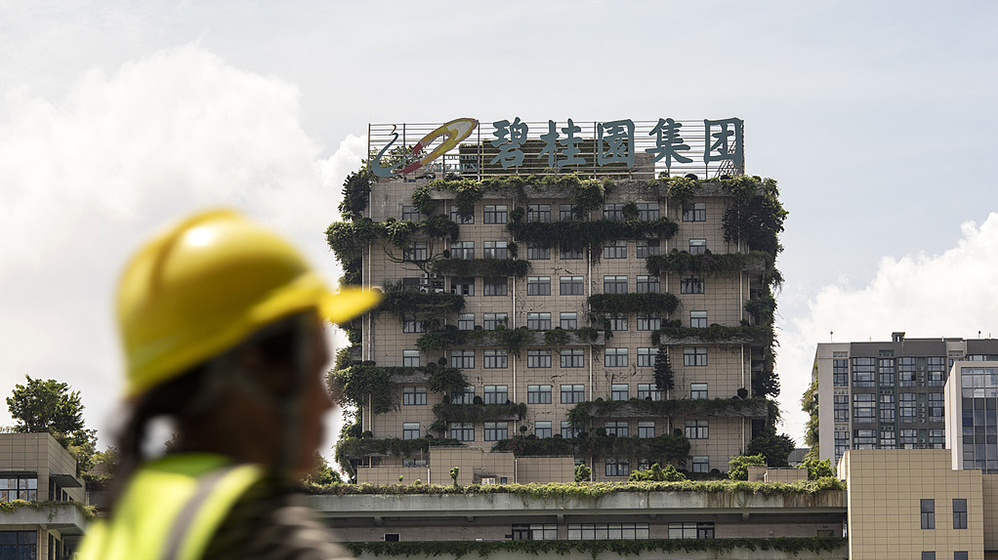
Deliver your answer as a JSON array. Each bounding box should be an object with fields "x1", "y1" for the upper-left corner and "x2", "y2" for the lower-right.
[
  {"x1": 728, "y1": 454, "x2": 766, "y2": 481},
  {"x1": 653, "y1": 348, "x2": 675, "y2": 394},
  {"x1": 7, "y1": 376, "x2": 97, "y2": 475},
  {"x1": 746, "y1": 429, "x2": 796, "y2": 467},
  {"x1": 801, "y1": 374, "x2": 820, "y2": 460},
  {"x1": 574, "y1": 464, "x2": 591, "y2": 483},
  {"x1": 300, "y1": 453, "x2": 343, "y2": 486},
  {"x1": 800, "y1": 457, "x2": 835, "y2": 480}
]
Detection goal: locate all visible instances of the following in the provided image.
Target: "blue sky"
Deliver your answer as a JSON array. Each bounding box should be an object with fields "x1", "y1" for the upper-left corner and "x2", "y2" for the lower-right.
[{"x1": 2, "y1": 0, "x2": 997, "y2": 454}]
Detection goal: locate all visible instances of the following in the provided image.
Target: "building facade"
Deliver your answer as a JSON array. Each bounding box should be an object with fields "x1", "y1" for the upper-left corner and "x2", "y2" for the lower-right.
[
  {"x1": 812, "y1": 335, "x2": 998, "y2": 466},
  {"x1": 945, "y1": 360, "x2": 998, "y2": 474},
  {"x1": 328, "y1": 122, "x2": 785, "y2": 483},
  {"x1": 0, "y1": 432, "x2": 88, "y2": 560}
]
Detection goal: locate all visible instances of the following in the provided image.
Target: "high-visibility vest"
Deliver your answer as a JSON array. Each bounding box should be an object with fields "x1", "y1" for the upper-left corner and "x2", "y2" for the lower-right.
[{"x1": 77, "y1": 454, "x2": 266, "y2": 560}]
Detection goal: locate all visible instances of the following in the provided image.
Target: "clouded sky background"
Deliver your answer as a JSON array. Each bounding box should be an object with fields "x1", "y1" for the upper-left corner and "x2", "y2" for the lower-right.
[{"x1": 2, "y1": 0, "x2": 997, "y2": 458}]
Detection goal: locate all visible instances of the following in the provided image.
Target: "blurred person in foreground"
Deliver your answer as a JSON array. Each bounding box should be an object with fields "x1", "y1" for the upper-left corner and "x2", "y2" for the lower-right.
[{"x1": 78, "y1": 209, "x2": 380, "y2": 560}]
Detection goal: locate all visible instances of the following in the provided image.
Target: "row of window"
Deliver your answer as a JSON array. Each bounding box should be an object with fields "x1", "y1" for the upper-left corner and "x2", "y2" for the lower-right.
[
  {"x1": 507, "y1": 519, "x2": 713, "y2": 542},
  {"x1": 847, "y1": 392, "x2": 944, "y2": 424},
  {"x1": 921, "y1": 553, "x2": 968, "y2": 560},
  {"x1": 403, "y1": 382, "x2": 710, "y2": 407},
  {"x1": 404, "y1": 310, "x2": 714, "y2": 334},
  {"x1": 402, "y1": 347, "x2": 708, "y2": 369},
  {"x1": 400, "y1": 275, "x2": 708, "y2": 296},
  {"x1": 432, "y1": 239, "x2": 708, "y2": 262},
  {"x1": 920, "y1": 498, "x2": 968, "y2": 530},
  {"x1": 833, "y1": 357, "x2": 947, "y2": 388},
  {"x1": 403, "y1": 202, "x2": 707, "y2": 224},
  {"x1": 401, "y1": 419, "x2": 712, "y2": 443},
  {"x1": 836, "y1": 428, "x2": 946, "y2": 458}
]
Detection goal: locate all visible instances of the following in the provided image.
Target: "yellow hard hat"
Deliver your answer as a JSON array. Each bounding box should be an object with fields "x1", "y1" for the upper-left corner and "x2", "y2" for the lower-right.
[{"x1": 116, "y1": 209, "x2": 380, "y2": 398}]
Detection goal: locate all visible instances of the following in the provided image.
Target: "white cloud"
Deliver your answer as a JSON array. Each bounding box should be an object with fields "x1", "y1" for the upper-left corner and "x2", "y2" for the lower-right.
[
  {"x1": 0, "y1": 44, "x2": 366, "y2": 453},
  {"x1": 779, "y1": 213, "x2": 998, "y2": 443}
]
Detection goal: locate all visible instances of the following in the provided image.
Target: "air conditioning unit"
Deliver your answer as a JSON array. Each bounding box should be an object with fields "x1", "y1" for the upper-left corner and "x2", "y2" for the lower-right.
[
  {"x1": 421, "y1": 273, "x2": 430, "y2": 279},
  {"x1": 420, "y1": 278, "x2": 430, "y2": 285},
  {"x1": 419, "y1": 287, "x2": 429, "y2": 293},
  {"x1": 433, "y1": 288, "x2": 444, "y2": 293}
]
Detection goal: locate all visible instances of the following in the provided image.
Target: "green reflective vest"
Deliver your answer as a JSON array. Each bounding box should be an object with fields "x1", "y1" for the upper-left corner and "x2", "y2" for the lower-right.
[{"x1": 78, "y1": 454, "x2": 265, "y2": 560}]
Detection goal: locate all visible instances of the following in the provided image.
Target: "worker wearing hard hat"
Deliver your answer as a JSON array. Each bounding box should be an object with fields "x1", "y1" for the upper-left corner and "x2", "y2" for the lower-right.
[{"x1": 78, "y1": 209, "x2": 380, "y2": 560}]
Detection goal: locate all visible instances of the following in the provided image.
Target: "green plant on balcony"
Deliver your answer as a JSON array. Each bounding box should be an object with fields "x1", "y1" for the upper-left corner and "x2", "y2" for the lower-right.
[
  {"x1": 506, "y1": 217, "x2": 678, "y2": 257},
  {"x1": 432, "y1": 402, "x2": 527, "y2": 423},
  {"x1": 378, "y1": 282, "x2": 466, "y2": 326},
  {"x1": 650, "y1": 324, "x2": 773, "y2": 346},
  {"x1": 588, "y1": 293, "x2": 678, "y2": 315},
  {"x1": 567, "y1": 397, "x2": 771, "y2": 428},
  {"x1": 431, "y1": 258, "x2": 531, "y2": 278}
]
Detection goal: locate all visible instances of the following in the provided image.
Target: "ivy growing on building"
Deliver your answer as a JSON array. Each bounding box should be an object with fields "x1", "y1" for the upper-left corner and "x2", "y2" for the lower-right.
[
  {"x1": 431, "y1": 258, "x2": 531, "y2": 278},
  {"x1": 588, "y1": 293, "x2": 678, "y2": 315},
  {"x1": 566, "y1": 397, "x2": 771, "y2": 428},
  {"x1": 506, "y1": 218, "x2": 678, "y2": 256},
  {"x1": 432, "y1": 402, "x2": 528, "y2": 423}
]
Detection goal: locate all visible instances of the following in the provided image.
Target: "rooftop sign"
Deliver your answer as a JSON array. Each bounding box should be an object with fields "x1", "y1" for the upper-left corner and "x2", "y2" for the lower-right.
[{"x1": 369, "y1": 117, "x2": 745, "y2": 180}]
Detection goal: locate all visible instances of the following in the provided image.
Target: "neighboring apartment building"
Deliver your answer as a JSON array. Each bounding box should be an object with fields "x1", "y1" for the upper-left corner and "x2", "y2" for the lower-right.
[
  {"x1": 0, "y1": 432, "x2": 88, "y2": 560},
  {"x1": 329, "y1": 118, "x2": 784, "y2": 482},
  {"x1": 812, "y1": 335, "x2": 998, "y2": 466},
  {"x1": 945, "y1": 360, "x2": 998, "y2": 474}
]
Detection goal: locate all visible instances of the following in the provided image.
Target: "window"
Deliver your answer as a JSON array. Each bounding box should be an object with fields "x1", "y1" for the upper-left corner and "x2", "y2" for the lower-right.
[
  {"x1": 636, "y1": 239, "x2": 660, "y2": 258},
  {"x1": 483, "y1": 205, "x2": 507, "y2": 224},
  {"x1": 929, "y1": 429, "x2": 944, "y2": 448},
  {"x1": 562, "y1": 421, "x2": 580, "y2": 438},
  {"x1": 636, "y1": 348, "x2": 656, "y2": 367},
  {"x1": 605, "y1": 458, "x2": 630, "y2": 476},
  {"x1": 484, "y1": 277, "x2": 508, "y2": 296},
  {"x1": 603, "y1": 203, "x2": 625, "y2": 221},
  {"x1": 450, "y1": 205, "x2": 474, "y2": 224},
  {"x1": 879, "y1": 393, "x2": 896, "y2": 422},
  {"x1": 685, "y1": 420, "x2": 708, "y2": 439},
  {"x1": 535, "y1": 421, "x2": 552, "y2": 438},
  {"x1": 928, "y1": 357, "x2": 946, "y2": 387},
  {"x1": 402, "y1": 422, "x2": 420, "y2": 440},
  {"x1": 484, "y1": 385, "x2": 508, "y2": 404},
  {"x1": 559, "y1": 204, "x2": 576, "y2": 221},
  {"x1": 450, "y1": 385, "x2": 475, "y2": 405},
  {"x1": 560, "y1": 276, "x2": 584, "y2": 295},
  {"x1": 606, "y1": 348, "x2": 629, "y2": 368},
  {"x1": 402, "y1": 205, "x2": 420, "y2": 221},
  {"x1": 527, "y1": 204, "x2": 551, "y2": 223},
  {"x1": 853, "y1": 393, "x2": 875, "y2": 423},
  {"x1": 637, "y1": 383, "x2": 661, "y2": 400},
  {"x1": 0, "y1": 532, "x2": 37, "y2": 560},
  {"x1": 900, "y1": 428, "x2": 918, "y2": 449},
  {"x1": 637, "y1": 203, "x2": 659, "y2": 221},
  {"x1": 603, "y1": 240, "x2": 627, "y2": 259},
  {"x1": 921, "y1": 499, "x2": 935, "y2": 529},
  {"x1": 636, "y1": 275, "x2": 659, "y2": 293},
  {"x1": 0, "y1": 478, "x2": 36, "y2": 502},
  {"x1": 691, "y1": 383, "x2": 708, "y2": 399},
  {"x1": 603, "y1": 275, "x2": 627, "y2": 293},
  {"x1": 457, "y1": 313, "x2": 474, "y2": 330},
  {"x1": 898, "y1": 357, "x2": 917, "y2": 387},
  {"x1": 561, "y1": 384, "x2": 585, "y2": 403},
  {"x1": 953, "y1": 498, "x2": 967, "y2": 529},
  {"x1": 402, "y1": 385, "x2": 426, "y2": 405},
  {"x1": 637, "y1": 316, "x2": 661, "y2": 331},
  {"x1": 638, "y1": 421, "x2": 655, "y2": 438},
  {"x1": 668, "y1": 522, "x2": 714, "y2": 539},
  {"x1": 928, "y1": 393, "x2": 944, "y2": 421},
  {"x1": 833, "y1": 359, "x2": 848, "y2": 386},
  {"x1": 527, "y1": 384, "x2": 552, "y2": 404},
  {"x1": 527, "y1": 276, "x2": 551, "y2": 295},
  {"x1": 681, "y1": 277, "x2": 704, "y2": 294},
  {"x1": 834, "y1": 395, "x2": 849, "y2": 421},
  {"x1": 690, "y1": 310, "x2": 707, "y2": 328},
  {"x1": 604, "y1": 421, "x2": 628, "y2": 437},
  {"x1": 528, "y1": 350, "x2": 552, "y2": 368},
  {"x1": 403, "y1": 242, "x2": 427, "y2": 262},
  {"x1": 921, "y1": 553, "x2": 935, "y2": 560},
  {"x1": 451, "y1": 277, "x2": 474, "y2": 296},
  {"x1": 879, "y1": 426, "x2": 896, "y2": 449},
  {"x1": 569, "y1": 522, "x2": 648, "y2": 540},
  {"x1": 450, "y1": 422, "x2": 474, "y2": 441},
  {"x1": 561, "y1": 349, "x2": 584, "y2": 368},
  {"x1": 527, "y1": 244, "x2": 550, "y2": 260},
  {"x1": 560, "y1": 247, "x2": 584, "y2": 259},
  {"x1": 527, "y1": 312, "x2": 551, "y2": 330},
  {"x1": 682, "y1": 202, "x2": 706, "y2": 222},
  {"x1": 692, "y1": 456, "x2": 709, "y2": 473},
  {"x1": 483, "y1": 312, "x2": 508, "y2": 330},
  {"x1": 954, "y1": 553, "x2": 968, "y2": 560},
  {"x1": 451, "y1": 350, "x2": 474, "y2": 369},
  {"x1": 689, "y1": 238, "x2": 706, "y2": 255},
  {"x1": 611, "y1": 383, "x2": 629, "y2": 401},
  {"x1": 402, "y1": 314, "x2": 426, "y2": 333},
  {"x1": 683, "y1": 347, "x2": 707, "y2": 366},
  {"x1": 512, "y1": 524, "x2": 557, "y2": 540},
  {"x1": 879, "y1": 358, "x2": 895, "y2": 386},
  {"x1": 560, "y1": 312, "x2": 578, "y2": 329},
  {"x1": 483, "y1": 241, "x2": 508, "y2": 259},
  {"x1": 484, "y1": 349, "x2": 508, "y2": 369},
  {"x1": 853, "y1": 357, "x2": 876, "y2": 387},
  {"x1": 835, "y1": 430, "x2": 850, "y2": 459},
  {"x1": 608, "y1": 314, "x2": 628, "y2": 331},
  {"x1": 450, "y1": 241, "x2": 474, "y2": 259},
  {"x1": 484, "y1": 422, "x2": 508, "y2": 441},
  {"x1": 402, "y1": 349, "x2": 420, "y2": 367},
  {"x1": 854, "y1": 428, "x2": 876, "y2": 449}
]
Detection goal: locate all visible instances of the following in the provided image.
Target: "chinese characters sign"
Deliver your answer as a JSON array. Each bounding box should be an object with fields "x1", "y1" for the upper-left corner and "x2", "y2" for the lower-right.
[{"x1": 369, "y1": 118, "x2": 744, "y2": 179}]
